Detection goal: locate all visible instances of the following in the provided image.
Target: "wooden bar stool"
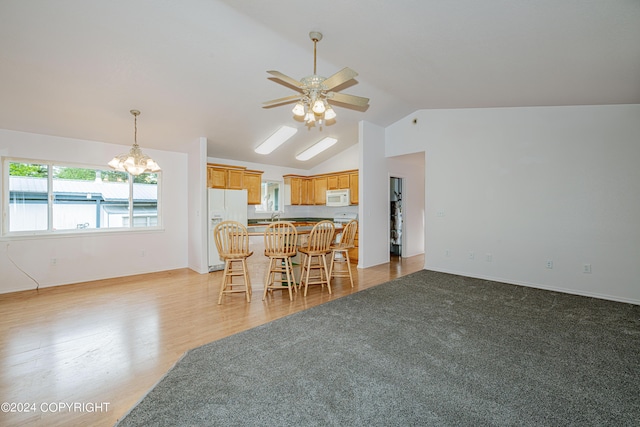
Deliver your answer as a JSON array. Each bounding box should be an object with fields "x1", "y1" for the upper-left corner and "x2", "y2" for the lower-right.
[
  {"x1": 263, "y1": 221, "x2": 298, "y2": 301},
  {"x1": 213, "y1": 221, "x2": 253, "y2": 304},
  {"x1": 298, "y1": 220, "x2": 335, "y2": 296},
  {"x1": 329, "y1": 219, "x2": 358, "y2": 288}
]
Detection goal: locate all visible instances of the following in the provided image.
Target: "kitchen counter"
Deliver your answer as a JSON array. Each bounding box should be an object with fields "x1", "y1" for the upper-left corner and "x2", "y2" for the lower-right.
[
  {"x1": 248, "y1": 217, "x2": 333, "y2": 225},
  {"x1": 246, "y1": 222, "x2": 342, "y2": 236},
  {"x1": 244, "y1": 222, "x2": 344, "y2": 283}
]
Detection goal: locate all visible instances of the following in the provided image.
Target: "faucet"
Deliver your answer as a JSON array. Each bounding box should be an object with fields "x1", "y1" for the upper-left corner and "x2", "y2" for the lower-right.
[{"x1": 270, "y1": 212, "x2": 280, "y2": 222}]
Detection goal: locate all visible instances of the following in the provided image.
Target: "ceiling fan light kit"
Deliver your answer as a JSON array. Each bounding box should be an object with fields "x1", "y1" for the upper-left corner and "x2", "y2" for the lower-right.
[{"x1": 263, "y1": 31, "x2": 369, "y2": 129}]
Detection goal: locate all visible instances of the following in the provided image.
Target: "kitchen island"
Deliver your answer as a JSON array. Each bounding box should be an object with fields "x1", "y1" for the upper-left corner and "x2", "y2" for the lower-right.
[{"x1": 243, "y1": 221, "x2": 344, "y2": 292}]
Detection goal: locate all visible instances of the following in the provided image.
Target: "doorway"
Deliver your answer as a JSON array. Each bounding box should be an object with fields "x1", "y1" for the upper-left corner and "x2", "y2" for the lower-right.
[{"x1": 390, "y1": 177, "x2": 403, "y2": 257}]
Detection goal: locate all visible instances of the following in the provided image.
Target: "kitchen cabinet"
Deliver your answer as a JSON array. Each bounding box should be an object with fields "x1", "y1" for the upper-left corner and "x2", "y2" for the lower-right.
[
  {"x1": 207, "y1": 163, "x2": 262, "y2": 197},
  {"x1": 313, "y1": 177, "x2": 327, "y2": 205},
  {"x1": 327, "y1": 175, "x2": 338, "y2": 190},
  {"x1": 338, "y1": 174, "x2": 350, "y2": 189},
  {"x1": 348, "y1": 229, "x2": 359, "y2": 262},
  {"x1": 303, "y1": 178, "x2": 313, "y2": 205},
  {"x1": 349, "y1": 172, "x2": 359, "y2": 205},
  {"x1": 328, "y1": 173, "x2": 351, "y2": 190},
  {"x1": 207, "y1": 166, "x2": 228, "y2": 189},
  {"x1": 284, "y1": 170, "x2": 359, "y2": 205},
  {"x1": 227, "y1": 169, "x2": 244, "y2": 189},
  {"x1": 243, "y1": 170, "x2": 263, "y2": 205},
  {"x1": 284, "y1": 176, "x2": 303, "y2": 205}
]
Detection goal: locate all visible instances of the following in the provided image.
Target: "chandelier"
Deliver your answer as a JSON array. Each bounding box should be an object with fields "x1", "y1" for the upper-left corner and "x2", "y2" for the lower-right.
[{"x1": 108, "y1": 110, "x2": 161, "y2": 176}]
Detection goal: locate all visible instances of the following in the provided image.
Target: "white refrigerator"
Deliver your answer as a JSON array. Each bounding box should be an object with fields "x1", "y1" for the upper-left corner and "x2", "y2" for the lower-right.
[{"x1": 208, "y1": 188, "x2": 248, "y2": 271}]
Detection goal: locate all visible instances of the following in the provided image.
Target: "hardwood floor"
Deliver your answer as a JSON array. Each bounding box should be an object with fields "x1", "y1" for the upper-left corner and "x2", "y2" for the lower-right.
[{"x1": 0, "y1": 255, "x2": 424, "y2": 427}]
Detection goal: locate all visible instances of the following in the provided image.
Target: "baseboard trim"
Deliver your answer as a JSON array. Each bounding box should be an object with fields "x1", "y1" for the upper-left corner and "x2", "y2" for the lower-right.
[{"x1": 423, "y1": 266, "x2": 640, "y2": 306}]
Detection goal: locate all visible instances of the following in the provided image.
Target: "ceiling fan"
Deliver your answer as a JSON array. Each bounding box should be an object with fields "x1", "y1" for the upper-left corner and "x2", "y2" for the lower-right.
[{"x1": 263, "y1": 31, "x2": 369, "y2": 126}]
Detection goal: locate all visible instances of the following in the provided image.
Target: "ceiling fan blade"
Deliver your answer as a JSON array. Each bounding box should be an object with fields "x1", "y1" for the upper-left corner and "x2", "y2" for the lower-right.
[
  {"x1": 323, "y1": 67, "x2": 358, "y2": 91},
  {"x1": 267, "y1": 70, "x2": 303, "y2": 89},
  {"x1": 327, "y1": 91, "x2": 370, "y2": 107},
  {"x1": 262, "y1": 94, "x2": 301, "y2": 108}
]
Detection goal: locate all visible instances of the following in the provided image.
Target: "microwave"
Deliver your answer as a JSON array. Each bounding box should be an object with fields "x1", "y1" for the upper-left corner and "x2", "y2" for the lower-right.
[{"x1": 326, "y1": 189, "x2": 350, "y2": 207}]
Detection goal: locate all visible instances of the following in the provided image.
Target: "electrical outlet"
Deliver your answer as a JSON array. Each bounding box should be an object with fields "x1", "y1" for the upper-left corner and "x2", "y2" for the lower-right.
[
  {"x1": 140, "y1": 250, "x2": 146, "y2": 257},
  {"x1": 50, "y1": 258, "x2": 57, "y2": 266},
  {"x1": 469, "y1": 252, "x2": 475, "y2": 260},
  {"x1": 485, "y1": 253, "x2": 493, "y2": 262},
  {"x1": 583, "y1": 264, "x2": 592, "y2": 274},
  {"x1": 445, "y1": 249, "x2": 451, "y2": 257},
  {"x1": 546, "y1": 260, "x2": 553, "y2": 269}
]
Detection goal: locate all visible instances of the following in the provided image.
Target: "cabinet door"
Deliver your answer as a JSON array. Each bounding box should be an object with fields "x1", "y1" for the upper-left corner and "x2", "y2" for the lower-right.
[
  {"x1": 327, "y1": 175, "x2": 339, "y2": 190},
  {"x1": 313, "y1": 177, "x2": 327, "y2": 205},
  {"x1": 349, "y1": 172, "x2": 358, "y2": 205},
  {"x1": 302, "y1": 178, "x2": 313, "y2": 205},
  {"x1": 243, "y1": 173, "x2": 262, "y2": 205},
  {"x1": 290, "y1": 178, "x2": 302, "y2": 205},
  {"x1": 227, "y1": 169, "x2": 244, "y2": 189},
  {"x1": 208, "y1": 167, "x2": 227, "y2": 188},
  {"x1": 338, "y1": 174, "x2": 350, "y2": 189}
]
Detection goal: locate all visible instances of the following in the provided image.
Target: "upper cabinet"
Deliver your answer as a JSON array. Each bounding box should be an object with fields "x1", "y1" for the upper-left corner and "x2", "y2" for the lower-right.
[
  {"x1": 284, "y1": 169, "x2": 358, "y2": 206},
  {"x1": 243, "y1": 170, "x2": 263, "y2": 205},
  {"x1": 349, "y1": 171, "x2": 359, "y2": 205},
  {"x1": 207, "y1": 163, "x2": 263, "y2": 205}
]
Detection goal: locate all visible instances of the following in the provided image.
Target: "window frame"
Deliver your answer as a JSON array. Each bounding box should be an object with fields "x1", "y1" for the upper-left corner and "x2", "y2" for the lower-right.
[
  {"x1": 2, "y1": 156, "x2": 163, "y2": 238},
  {"x1": 254, "y1": 179, "x2": 282, "y2": 214}
]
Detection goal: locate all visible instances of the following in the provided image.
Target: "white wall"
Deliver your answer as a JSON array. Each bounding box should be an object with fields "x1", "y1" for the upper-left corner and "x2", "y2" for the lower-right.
[
  {"x1": 359, "y1": 121, "x2": 390, "y2": 268},
  {"x1": 386, "y1": 104, "x2": 640, "y2": 304},
  {"x1": 0, "y1": 129, "x2": 189, "y2": 293},
  {"x1": 187, "y1": 137, "x2": 208, "y2": 274}
]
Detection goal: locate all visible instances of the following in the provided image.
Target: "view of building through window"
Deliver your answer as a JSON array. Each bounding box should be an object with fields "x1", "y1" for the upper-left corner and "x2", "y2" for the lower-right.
[{"x1": 6, "y1": 160, "x2": 160, "y2": 234}]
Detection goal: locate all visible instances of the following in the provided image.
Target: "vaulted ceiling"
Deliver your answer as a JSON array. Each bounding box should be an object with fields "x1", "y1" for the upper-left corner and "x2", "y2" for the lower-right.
[{"x1": 1, "y1": 0, "x2": 638, "y2": 169}]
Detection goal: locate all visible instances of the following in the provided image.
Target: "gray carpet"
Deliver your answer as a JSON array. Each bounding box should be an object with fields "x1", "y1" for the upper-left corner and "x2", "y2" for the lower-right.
[{"x1": 116, "y1": 270, "x2": 640, "y2": 426}]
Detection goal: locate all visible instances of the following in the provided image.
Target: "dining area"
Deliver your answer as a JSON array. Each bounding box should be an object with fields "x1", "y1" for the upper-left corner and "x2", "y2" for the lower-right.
[{"x1": 212, "y1": 218, "x2": 358, "y2": 304}]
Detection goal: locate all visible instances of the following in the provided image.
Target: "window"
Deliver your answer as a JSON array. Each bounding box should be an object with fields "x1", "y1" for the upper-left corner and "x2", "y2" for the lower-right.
[
  {"x1": 254, "y1": 180, "x2": 281, "y2": 213},
  {"x1": 4, "y1": 158, "x2": 161, "y2": 235}
]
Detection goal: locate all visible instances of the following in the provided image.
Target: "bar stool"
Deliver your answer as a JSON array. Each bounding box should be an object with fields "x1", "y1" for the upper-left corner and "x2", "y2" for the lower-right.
[
  {"x1": 263, "y1": 221, "x2": 298, "y2": 301},
  {"x1": 213, "y1": 220, "x2": 253, "y2": 304},
  {"x1": 328, "y1": 219, "x2": 358, "y2": 288},
  {"x1": 298, "y1": 220, "x2": 335, "y2": 296}
]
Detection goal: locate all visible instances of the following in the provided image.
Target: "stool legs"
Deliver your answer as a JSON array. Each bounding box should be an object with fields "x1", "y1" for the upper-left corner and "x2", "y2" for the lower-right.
[
  {"x1": 263, "y1": 255, "x2": 297, "y2": 301},
  {"x1": 300, "y1": 252, "x2": 332, "y2": 296},
  {"x1": 218, "y1": 257, "x2": 252, "y2": 304},
  {"x1": 329, "y1": 249, "x2": 354, "y2": 288}
]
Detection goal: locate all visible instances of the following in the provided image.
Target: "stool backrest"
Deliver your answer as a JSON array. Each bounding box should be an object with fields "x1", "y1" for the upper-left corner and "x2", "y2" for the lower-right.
[
  {"x1": 214, "y1": 221, "x2": 250, "y2": 257},
  {"x1": 264, "y1": 221, "x2": 298, "y2": 257},
  {"x1": 304, "y1": 220, "x2": 335, "y2": 253},
  {"x1": 337, "y1": 219, "x2": 358, "y2": 248}
]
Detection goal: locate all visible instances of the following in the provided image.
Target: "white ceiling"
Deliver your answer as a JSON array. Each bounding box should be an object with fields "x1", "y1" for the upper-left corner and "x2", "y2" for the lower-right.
[{"x1": 1, "y1": 0, "x2": 639, "y2": 169}]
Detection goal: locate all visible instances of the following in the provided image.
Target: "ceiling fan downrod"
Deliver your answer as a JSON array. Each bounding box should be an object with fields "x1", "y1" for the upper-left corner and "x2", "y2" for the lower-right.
[{"x1": 309, "y1": 31, "x2": 323, "y2": 75}]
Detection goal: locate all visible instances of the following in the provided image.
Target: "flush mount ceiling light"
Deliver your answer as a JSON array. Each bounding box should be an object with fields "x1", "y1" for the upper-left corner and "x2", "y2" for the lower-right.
[
  {"x1": 108, "y1": 110, "x2": 161, "y2": 176},
  {"x1": 263, "y1": 31, "x2": 369, "y2": 128},
  {"x1": 254, "y1": 125, "x2": 298, "y2": 155},
  {"x1": 295, "y1": 137, "x2": 338, "y2": 161}
]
